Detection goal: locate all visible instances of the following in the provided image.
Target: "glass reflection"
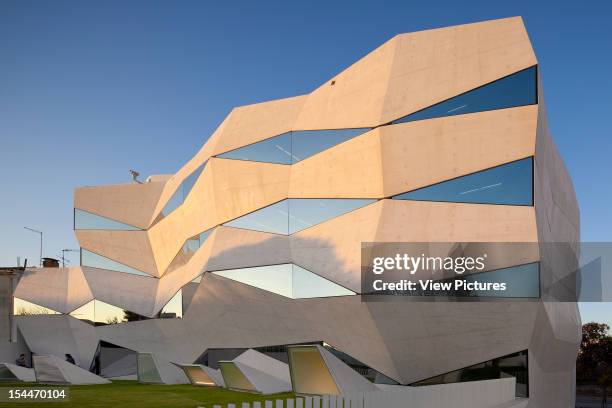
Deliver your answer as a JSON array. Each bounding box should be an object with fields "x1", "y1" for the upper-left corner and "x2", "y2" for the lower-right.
[
  {"x1": 213, "y1": 263, "x2": 355, "y2": 299},
  {"x1": 74, "y1": 209, "x2": 142, "y2": 231},
  {"x1": 218, "y1": 133, "x2": 292, "y2": 164},
  {"x1": 412, "y1": 350, "x2": 528, "y2": 397},
  {"x1": 70, "y1": 299, "x2": 148, "y2": 326},
  {"x1": 459, "y1": 262, "x2": 540, "y2": 298},
  {"x1": 13, "y1": 297, "x2": 60, "y2": 316},
  {"x1": 393, "y1": 157, "x2": 533, "y2": 206},
  {"x1": 392, "y1": 66, "x2": 537, "y2": 124},
  {"x1": 166, "y1": 229, "x2": 213, "y2": 273},
  {"x1": 224, "y1": 200, "x2": 289, "y2": 234},
  {"x1": 217, "y1": 128, "x2": 369, "y2": 165},
  {"x1": 81, "y1": 249, "x2": 152, "y2": 277},
  {"x1": 290, "y1": 128, "x2": 369, "y2": 163},
  {"x1": 138, "y1": 353, "x2": 163, "y2": 383},
  {"x1": 161, "y1": 162, "x2": 207, "y2": 216},
  {"x1": 158, "y1": 290, "x2": 183, "y2": 318},
  {"x1": 288, "y1": 199, "x2": 376, "y2": 234},
  {"x1": 223, "y1": 199, "x2": 375, "y2": 235}
]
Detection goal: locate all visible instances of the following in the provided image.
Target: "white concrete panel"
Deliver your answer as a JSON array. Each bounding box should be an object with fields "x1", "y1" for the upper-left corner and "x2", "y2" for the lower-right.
[
  {"x1": 33, "y1": 354, "x2": 110, "y2": 385},
  {"x1": 0, "y1": 363, "x2": 36, "y2": 382},
  {"x1": 17, "y1": 315, "x2": 99, "y2": 370}
]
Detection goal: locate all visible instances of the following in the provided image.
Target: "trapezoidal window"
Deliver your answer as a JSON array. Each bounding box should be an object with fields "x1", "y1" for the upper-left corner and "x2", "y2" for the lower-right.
[
  {"x1": 74, "y1": 209, "x2": 142, "y2": 231},
  {"x1": 81, "y1": 248, "x2": 152, "y2": 277},
  {"x1": 437, "y1": 262, "x2": 540, "y2": 299},
  {"x1": 392, "y1": 66, "x2": 537, "y2": 124},
  {"x1": 13, "y1": 297, "x2": 60, "y2": 316},
  {"x1": 392, "y1": 157, "x2": 533, "y2": 206},
  {"x1": 411, "y1": 350, "x2": 529, "y2": 398},
  {"x1": 216, "y1": 128, "x2": 369, "y2": 164},
  {"x1": 223, "y1": 198, "x2": 375, "y2": 235},
  {"x1": 212, "y1": 264, "x2": 355, "y2": 299},
  {"x1": 70, "y1": 299, "x2": 148, "y2": 326}
]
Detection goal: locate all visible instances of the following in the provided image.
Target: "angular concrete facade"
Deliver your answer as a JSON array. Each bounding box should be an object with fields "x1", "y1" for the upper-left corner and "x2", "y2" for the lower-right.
[{"x1": 2, "y1": 17, "x2": 579, "y2": 407}]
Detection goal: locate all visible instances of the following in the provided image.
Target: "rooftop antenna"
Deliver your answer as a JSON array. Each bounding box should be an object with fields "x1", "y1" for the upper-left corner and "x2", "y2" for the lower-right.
[
  {"x1": 130, "y1": 169, "x2": 142, "y2": 184},
  {"x1": 60, "y1": 249, "x2": 80, "y2": 268}
]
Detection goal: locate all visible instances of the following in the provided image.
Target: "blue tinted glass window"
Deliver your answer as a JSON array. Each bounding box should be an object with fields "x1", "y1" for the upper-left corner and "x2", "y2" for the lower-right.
[
  {"x1": 461, "y1": 262, "x2": 540, "y2": 298},
  {"x1": 224, "y1": 200, "x2": 289, "y2": 234},
  {"x1": 223, "y1": 199, "x2": 376, "y2": 235},
  {"x1": 161, "y1": 162, "x2": 206, "y2": 216},
  {"x1": 217, "y1": 133, "x2": 292, "y2": 164},
  {"x1": 216, "y1": 128, "x2": 370, "y2": 165},
  {"x1": 392, "y1": 67, "x2": 537, "y2": 124},
  {"x1": 393, "y1": 157, "x2": 533, "y2": 206},
  {"x1": 74, "y1": 209, "x2": 142, "y2": 231},
  {"x1": 288, "y1": 199, "x2": 376, "y2": 234},
  {"x1": 212, "y1": 263, "x2": 355, "y2": 299},
  {"x1": 290, "y1": 128, "x2": 369, "y2": 163},
  {"x1": 81, "y1": 249, "x2": 152, "y2": 277}
]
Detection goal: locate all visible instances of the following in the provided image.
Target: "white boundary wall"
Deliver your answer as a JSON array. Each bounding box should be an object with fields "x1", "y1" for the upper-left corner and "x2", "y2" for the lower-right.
[{"x1": 202, "y1": 377, "x2": 518, "y2": 408}]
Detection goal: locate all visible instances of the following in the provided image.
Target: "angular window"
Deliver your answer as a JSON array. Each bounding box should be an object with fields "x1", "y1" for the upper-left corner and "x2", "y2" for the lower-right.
[
  {"x1": 137, "y1": 353, "x2": 163, "y2": 384},
  {"x1": 457, "y1": 262, "x2": 540, "y2": 298},
  {"x1": 212, "y1": 264, "x2": 355, "y2": 299},
  {"x1": 166, "y1": 229, "x2": 214, "y2": 274},
  {"x1": 412, "y1": 350, "x2": 528, "y2": 398},
  {"x1": 288, "y1": 199, "x2": 376, "y2": 234},
  {"x1": 13, "y1": 297, "x2": 60, "y2": 316},
  {"x1": 218, "y1": 361, "x2": 257, "y2": 392},
  {"x1": 290, "y1": 128, "x2": 369, "y2": 163},
  {"x1": 322, "y1": 343, "x2": 399, "y2": 385},
  {"x1": 216, "y1": 128, "x2": 369, "y2": 165},
  {"x1": 392, "y1": 66, "x2": 537, "y2": 124},
  {"x1": 81, "y1": 249, "x2": 152, "y2": 277},
  {"x1": 393, "y1": 157, "x2": 533, "y2": 206},
  {"x1": 70, "y1": 299, "x2": 148, "y2": 326},
  {"x1": 224, "y1": 200, "x2": 289, "y2": 234},
  {"x1": 218, "y1": 132, "x2": 292, "y2": 164},
  {"x1": 161, "y1": 162, "x2": 207, "y2": 217},
  {"x1": 158, "y1": 290, "x2": 183, "y2": 319},
  {"x1": 74, "y1": 209, "x2": 142, "y2": 231},
  {"x1": 223, "y1": 199, "x2": 375, "y2": 235}
]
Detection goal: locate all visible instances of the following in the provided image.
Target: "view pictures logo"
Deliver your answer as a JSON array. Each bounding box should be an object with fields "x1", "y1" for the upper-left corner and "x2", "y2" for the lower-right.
[{"x1": 372, "y1": 253, "x2": 488, "y2": 275}]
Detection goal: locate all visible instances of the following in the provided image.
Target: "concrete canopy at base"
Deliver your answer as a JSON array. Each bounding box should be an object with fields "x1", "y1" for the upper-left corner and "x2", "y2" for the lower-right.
[
  {"x1": 33, "y1": 355, "x2": 110, "y2": 385},
  {"x1": 0, "y1": 363, "x2": 36, "y2": 382}
]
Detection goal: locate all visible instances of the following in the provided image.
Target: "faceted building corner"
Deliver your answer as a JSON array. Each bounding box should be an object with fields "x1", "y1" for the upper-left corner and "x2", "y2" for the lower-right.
[{"x1": 1, "y1": 16, "x2": 580, "y2": 408}]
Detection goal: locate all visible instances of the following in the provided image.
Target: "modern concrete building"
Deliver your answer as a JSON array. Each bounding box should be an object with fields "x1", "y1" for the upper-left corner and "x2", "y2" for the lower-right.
[{"x1": 0, "y1": 16, "x2": 580, "y2": 407}]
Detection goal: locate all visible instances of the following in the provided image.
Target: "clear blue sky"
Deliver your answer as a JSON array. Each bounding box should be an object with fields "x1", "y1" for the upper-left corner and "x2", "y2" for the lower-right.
[{"x1": 1, "y1": 1, "x2": 610, "y2": 324}]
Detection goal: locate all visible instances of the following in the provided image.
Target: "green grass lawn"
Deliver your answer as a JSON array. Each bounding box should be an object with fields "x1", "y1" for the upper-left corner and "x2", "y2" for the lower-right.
[{"x1": 0, "y1": 381, "x2": 299, "y2": 408}]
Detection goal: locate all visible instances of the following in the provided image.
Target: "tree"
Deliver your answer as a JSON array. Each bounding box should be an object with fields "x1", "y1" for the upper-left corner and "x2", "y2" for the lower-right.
[
  {"x1": 582, "y1": 323, "x2": 610, "y2": 351},
  {"x1": 578, "y1": 322, "x2": 612, "y2": 406}
]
